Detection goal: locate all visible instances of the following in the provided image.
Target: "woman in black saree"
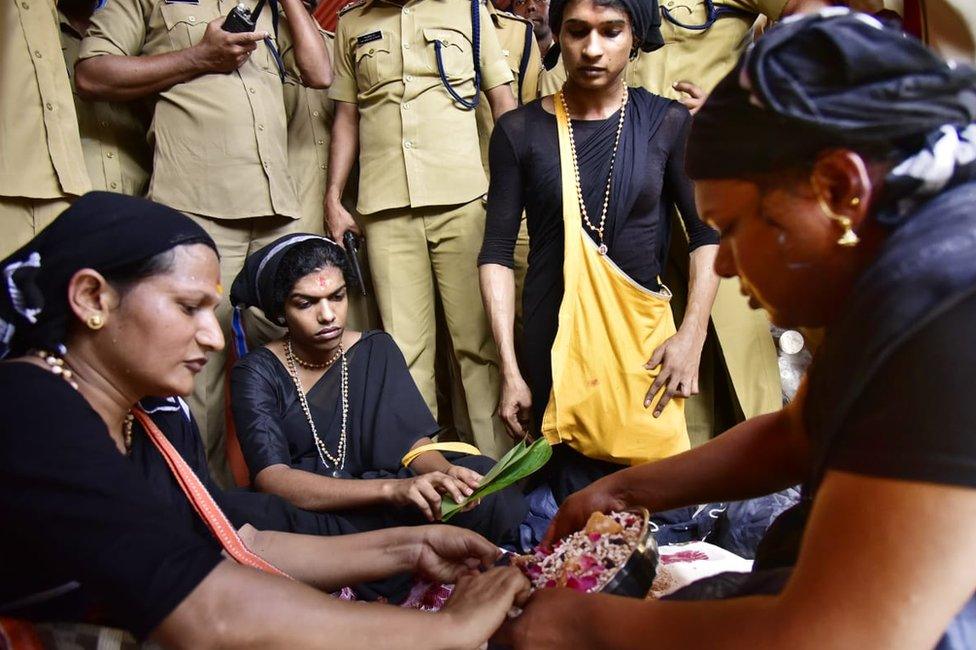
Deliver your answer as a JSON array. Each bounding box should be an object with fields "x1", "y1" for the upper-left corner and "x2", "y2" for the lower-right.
[{"x1": 230, "y1": 235, "x2": 527, "y2": 545}]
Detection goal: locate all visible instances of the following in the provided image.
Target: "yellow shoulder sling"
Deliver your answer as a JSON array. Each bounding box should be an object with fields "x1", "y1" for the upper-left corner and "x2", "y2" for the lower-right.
[{"x1": 541, "y1": 93, "x2": 690, "y2": 466}]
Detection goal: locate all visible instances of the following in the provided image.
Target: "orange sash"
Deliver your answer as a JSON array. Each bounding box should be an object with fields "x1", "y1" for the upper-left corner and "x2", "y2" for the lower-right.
[{"x1": 132, "y1": 409, "x2": 291, "y2": 579}]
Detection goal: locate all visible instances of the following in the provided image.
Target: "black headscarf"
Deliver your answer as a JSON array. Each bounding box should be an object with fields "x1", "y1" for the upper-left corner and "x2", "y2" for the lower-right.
[
  {"x1": 229, "y1": 234, "x2": 344, "y2": 356},
  {"x1": 686, "y1": 9, "x2": 976, "y2": 223},
  {"x1": 545, "y1": 0, "x2": 664, "y2": 69},
  {"x1": 0, "y1": 192, "x2": 216, "y2": 358}
]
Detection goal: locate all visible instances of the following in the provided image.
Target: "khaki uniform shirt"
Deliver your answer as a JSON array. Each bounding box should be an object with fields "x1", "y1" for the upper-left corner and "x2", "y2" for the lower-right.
[
  {"x1": 2, "y1": 0, "x2": 90, "y2": 199},
  {"x1": 60, "y1": 14, "x2": 153, "y2": 196},
  {"x1": 477, "y1": 4, "x2": 540, "y2": 171},
  {"x1": 283, "y1": 29, "x2": 335, "y2": 226},
  {"x1": 80, "y1": 0, "x2": 300, "y2": 219},
  {"x1": 539, "y1": 0, "x2": 788, "y2": 97},
  {"x1": 330, "y1": 0, "x2": 514, "y2": 215}
]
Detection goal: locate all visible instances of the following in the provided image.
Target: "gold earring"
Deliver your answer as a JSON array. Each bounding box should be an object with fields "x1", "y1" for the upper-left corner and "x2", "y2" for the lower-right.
[
  {"x1": 812, "y1": 180, "x2": 860, "y2": 248},
  {"x1": 87, "y1": 313, "x2": 105, "y2": 330},
  {"x1": 850, "y1": 197, "x2": 861, "y2": 207}
]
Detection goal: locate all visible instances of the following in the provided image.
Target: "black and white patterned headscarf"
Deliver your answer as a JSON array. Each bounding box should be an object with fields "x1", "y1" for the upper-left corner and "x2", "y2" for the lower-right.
[
  {"x1": 686, "y1": 8, "x2": 976, "y2": 225},
  {"x1": 0, "y1": 192, "x2": 216, "y2": 358}
]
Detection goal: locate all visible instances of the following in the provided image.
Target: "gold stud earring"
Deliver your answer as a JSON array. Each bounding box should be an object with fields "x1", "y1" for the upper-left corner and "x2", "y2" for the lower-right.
[
  {"x1": 87, "y1": 313, "x2": 105, "y2": 330},
  {"x1": 850, "y1": 197, "x2": 861, "y2": 207}
]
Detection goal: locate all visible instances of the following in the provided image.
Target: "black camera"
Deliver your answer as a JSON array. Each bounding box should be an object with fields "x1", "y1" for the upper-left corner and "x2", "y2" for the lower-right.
[{"x1": 222, "y1": 0, "x2": 266, "y2": 32}]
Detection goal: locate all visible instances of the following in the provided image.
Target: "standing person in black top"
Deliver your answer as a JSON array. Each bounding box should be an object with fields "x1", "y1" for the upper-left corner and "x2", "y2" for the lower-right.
[
  {"x1": 499, "y1": 11, "x2": 976, "y2": 648},
  {"x1": 0, "y1": 193, "x2": 529, "y2": 646},
  {"x1": 478, "y1": 0, "x2": 719, "y2": 502}
]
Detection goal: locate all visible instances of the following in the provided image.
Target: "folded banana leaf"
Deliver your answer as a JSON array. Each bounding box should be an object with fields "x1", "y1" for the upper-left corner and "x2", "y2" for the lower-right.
[{"x1": 441, "y1": 437, "x2": 552, "y2": 521}]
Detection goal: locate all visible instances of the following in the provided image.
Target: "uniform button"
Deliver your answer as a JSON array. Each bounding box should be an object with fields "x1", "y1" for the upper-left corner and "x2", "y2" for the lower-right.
[
  {"x1": 405, "y1": 74, "x2": 413, "y2": 82},
  {"x1": 249, "y1": 87, "x2": 256, "y2": 94},
  {"x1": 402, "y1": 102, "x2": 410, "y2": 110},
  {"x1": 34, "y1": 50, "x2": 42, "y2": 58},
  {"x1": 257, "y1": 124, "x2": 265, "y2": 131},
  {"x1": 368, "y1": 48, "x2": 375, "y2": 54},
  {"x1": 312, "y1": 110, "x2": 320, "y2": 117},
  {"x1": 404, "y1": 140, "x2": 413, "y2": 149},
  {"x1": 45, "y1": 102, "x2": 54, "y2": 111},
  {"x1": 402, "y1": 7, "x2": 410, "y2": 13},
  {"x1": 316, "y1": 139, "x2": 325, "y2": 145},
  {"x1": 100, "y1": 121, "x2": 109, "y2": 128},
  {"x1": 319, "y1": 163, "x2": 326, "y2": 170},
  {"x1": 110, "y1": 182, "x2": 118, "y2": 189},
  {"x1": 105, "y1": 151, "x2": 114, "y2": 158},
  {"x1": 188, "y1": 15, "x2": 195, "y2": 21},
  {"x1": 403, "y1": 42, "x2": 410, "y2": 49},
  {"x1": 502, "y1": 49, "x2": 509, "y2": 56},
  {"x1": 21, "y1": 2, "x2": 29, "y2": 9}
]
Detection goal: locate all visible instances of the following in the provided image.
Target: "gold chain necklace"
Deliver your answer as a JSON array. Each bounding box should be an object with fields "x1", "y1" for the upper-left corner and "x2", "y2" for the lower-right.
[
  {"x1": 283, "y1": 338, "x2": 348, "y2": 477},
  {"x1": 287, "y1": 336, "x2": 342, "y2": 370},
  {"x1": 32, "y1": 349, "x2": 134, "y2": 454},
  {"x1": 559, "y1": 83, "x2": 629, "y2": 256}
]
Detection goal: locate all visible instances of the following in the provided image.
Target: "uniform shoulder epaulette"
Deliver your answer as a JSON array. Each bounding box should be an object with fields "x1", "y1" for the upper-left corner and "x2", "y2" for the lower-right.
[
  {"x1": 338, "y1": 0, "x2": 366, "y2": 17},
  {"x1": 494, "y1": 9, "x2": 532, "y2": 27}
]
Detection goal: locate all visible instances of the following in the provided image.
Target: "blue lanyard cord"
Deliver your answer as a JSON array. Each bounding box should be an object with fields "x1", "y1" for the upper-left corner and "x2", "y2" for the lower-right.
[
  {"x1": 434, "y1": 0, "x2": 481, "y2": 110},
  {"x1": 661, "y1": 0, "x2": 756, "y2": 31}
]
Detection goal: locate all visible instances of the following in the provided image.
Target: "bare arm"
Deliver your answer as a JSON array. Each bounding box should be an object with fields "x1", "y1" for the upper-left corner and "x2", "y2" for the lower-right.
[
  {"x1": 507, "y1": 472, "x2": 976, "y2": 650},
  {"x1": 254, "y1": 463, "x2": 470, "y2": 522},
  {"x1": 238, "y1": 523, "x2": 499, "y2": 590},
  {"x1": 487, "y1": 84, "x2": 517, "y2": 121},
  {"x1": 545, "y1": 389, "x2": 810, "y2": 544},
  {"x1": 480, "y1": 263, "x2": 532, "y2": 438},
  {"x1": 324, "y1": 101, "x2": 361, "y2": 239},
  {"x1": 279, "y1": 0, "x2": 331, "y2": 88},
  {"x1": 75, "y1": 20, "x2": 266, "y2": 102},
  {"x1": 154, "y1": 559, "x2": 528, "y2": 650}
]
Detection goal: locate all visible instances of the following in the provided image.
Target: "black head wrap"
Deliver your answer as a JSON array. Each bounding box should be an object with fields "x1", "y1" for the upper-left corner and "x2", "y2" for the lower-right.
[
  {"x1": 0, "y1": 192, "x2": 216, "y2": 358},
  {"x1": 545, "y1": 0, "x2": 663, "y2": 69},
  {"x1": 229, "y1": 233, "x2": 345, "y2": 356},
  {"x1": 687, "y1": 9, "x2": 976, "y2": 222}
]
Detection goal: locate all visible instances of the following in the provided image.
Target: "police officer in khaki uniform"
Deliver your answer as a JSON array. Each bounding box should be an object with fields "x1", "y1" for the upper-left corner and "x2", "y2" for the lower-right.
[
  {"x1": 513, "y1": 0, "x2": 553, "y2": 58},
  {"x1": 2, "y1": 0, "x2": 90, "y2": 258},
  {"x1": 325, "y1": 0, "x2": 517, "y2": 459},
  {"x1": 59, "y1": 0, "x2": 153, "y2": 196},
  {"x1": 282, "y1": 26, "x2": 379, "y2": 330},
  {"x1": 76, "y1": 0, "x2": 330, "y2": 485}
]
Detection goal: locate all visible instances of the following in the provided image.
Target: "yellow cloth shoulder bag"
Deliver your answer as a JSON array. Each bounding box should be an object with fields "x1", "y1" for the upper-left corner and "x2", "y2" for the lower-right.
[{"x1": 541, "y1": 93, "x2": 690, "y2": 466}]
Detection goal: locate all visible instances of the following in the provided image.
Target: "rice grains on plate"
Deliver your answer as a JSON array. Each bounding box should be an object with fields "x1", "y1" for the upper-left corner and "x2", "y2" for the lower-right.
[{"x1": 515, "y1": 511, "x2": 643, "y2": 593}]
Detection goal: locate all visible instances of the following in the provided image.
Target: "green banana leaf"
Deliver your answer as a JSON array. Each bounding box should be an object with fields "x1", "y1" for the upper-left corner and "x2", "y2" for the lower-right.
[{"x1": 441, "y1": 437, "x2": 552, "y2": 521}]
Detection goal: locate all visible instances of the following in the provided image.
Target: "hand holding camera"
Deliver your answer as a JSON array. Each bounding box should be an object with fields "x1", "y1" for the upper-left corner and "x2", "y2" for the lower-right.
[{"x1": 191, "y1": 17, "x2": 268, "y2": 74}]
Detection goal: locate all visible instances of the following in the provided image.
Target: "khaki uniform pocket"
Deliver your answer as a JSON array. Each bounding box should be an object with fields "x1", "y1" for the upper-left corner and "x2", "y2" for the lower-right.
[
  {"x1": 352, "y1": 33, "x2": 394, "y2": 91},
  {"x1": 423, "y1": 27, "x2": 472, "y2": 81}
]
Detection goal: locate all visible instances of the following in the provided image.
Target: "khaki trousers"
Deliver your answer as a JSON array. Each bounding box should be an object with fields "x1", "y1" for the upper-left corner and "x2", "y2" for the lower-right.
[
  {"x1": 361, "y1": 198, "x2": 510, "y2": 459},
  {"x1": 187, "y1": 213, "x2": 300, "y2": 487},
  {"x1": 0, "y1": 196, "x2": 72, "y2": 258}
]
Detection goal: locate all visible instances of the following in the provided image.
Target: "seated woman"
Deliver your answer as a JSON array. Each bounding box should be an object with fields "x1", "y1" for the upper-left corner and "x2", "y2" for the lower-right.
[
  {"x1": 229, "y1": 235, "x2": 528, "y2": 545},
  {"x1": 478, "y1": 0, "x2": 720, "y2": 504},
  {"x1": 499, "y1": 10, "x2": 976, "y2": 649},
  {"x1": 0, "y1": 193, "x2": 528, "y2": 646}
]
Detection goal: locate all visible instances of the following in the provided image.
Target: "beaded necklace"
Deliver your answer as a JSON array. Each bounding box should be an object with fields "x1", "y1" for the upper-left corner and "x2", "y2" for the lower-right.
[
  {"x1": 32, "y1": 349, "x2": 134, "y2": 453},
  {"x1": 559, "y1": 83, "x2": 629, "y2": 256},
  {"x1": 283, "y1": 338, "x2": 348, "y2": 477}
]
